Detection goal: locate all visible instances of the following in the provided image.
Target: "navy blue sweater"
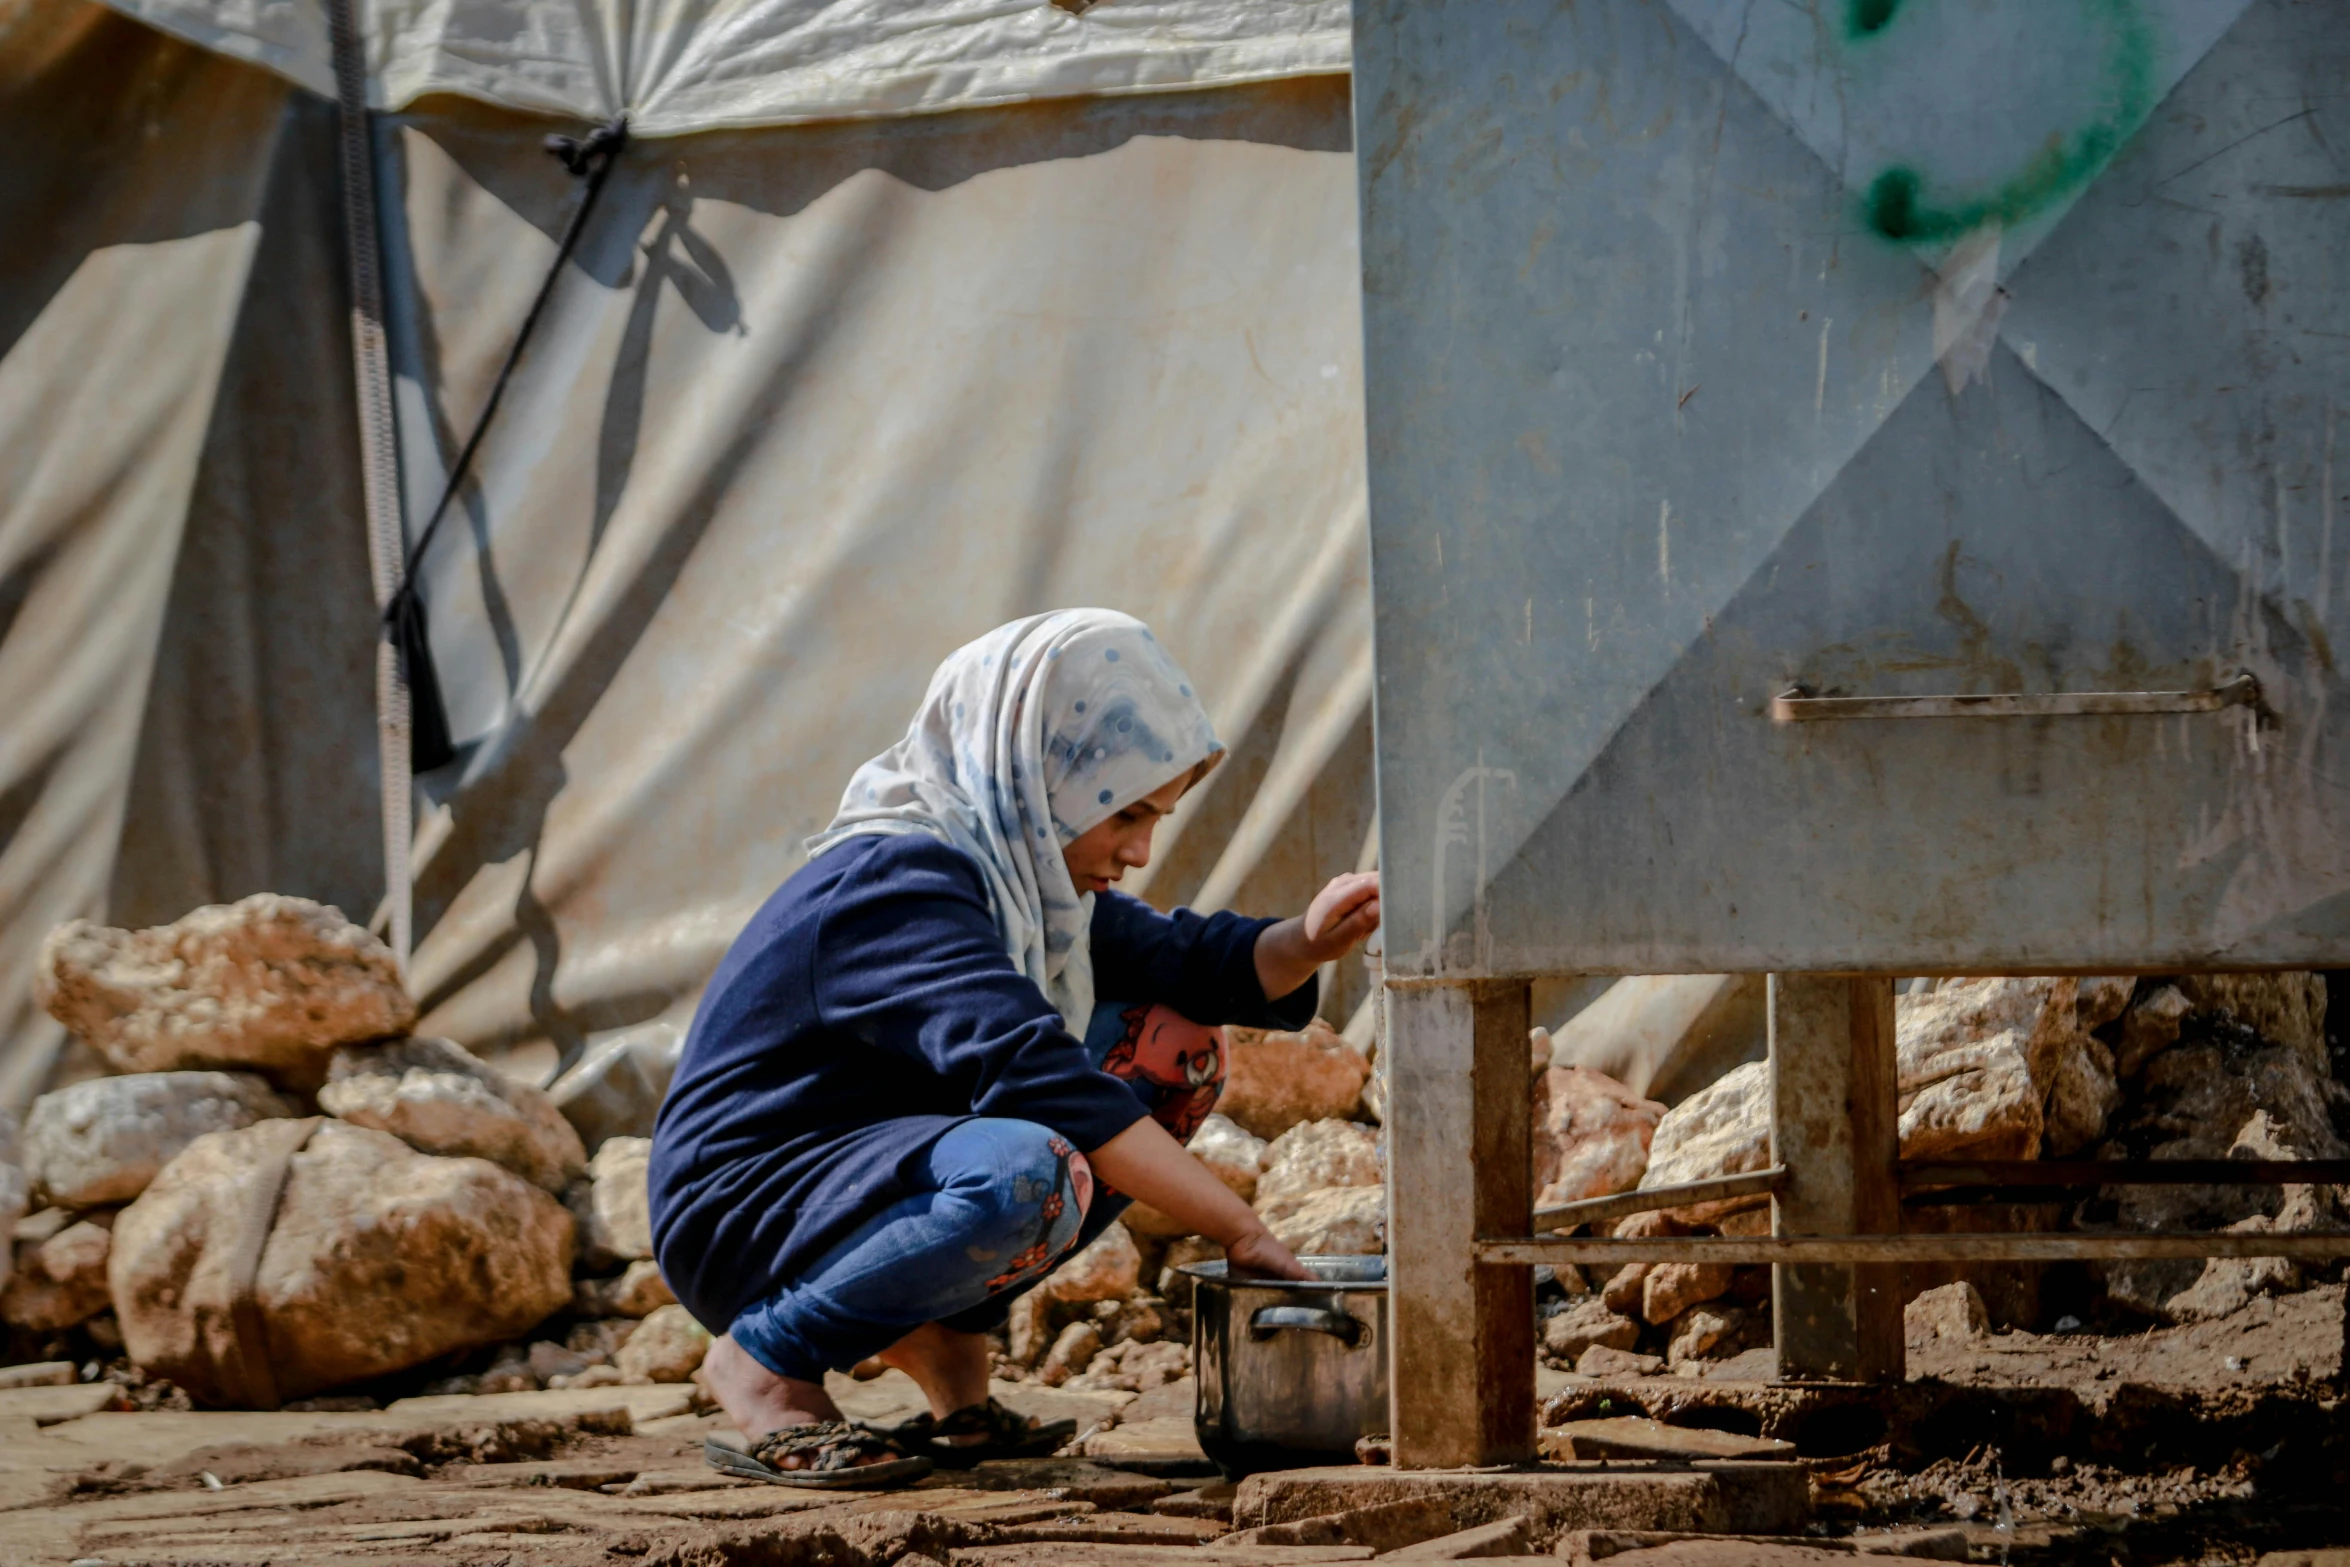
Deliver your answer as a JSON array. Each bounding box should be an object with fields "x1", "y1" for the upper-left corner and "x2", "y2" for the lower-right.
[{"x1": 648, "y1": 832, "x2": 1317, "y2": 1336}]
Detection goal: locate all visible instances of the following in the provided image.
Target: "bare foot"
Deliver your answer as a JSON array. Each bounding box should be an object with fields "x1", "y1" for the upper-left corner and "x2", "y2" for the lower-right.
[{"x1": 701, "y1": 1334, "x2": 838, "y2": 1441}]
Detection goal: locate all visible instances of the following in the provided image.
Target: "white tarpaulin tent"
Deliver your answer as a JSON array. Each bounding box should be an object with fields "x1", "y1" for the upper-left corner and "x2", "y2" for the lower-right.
[
  {"x1": 94, "y1": 0, "x2": 1351, "y2": 131},
  {"x1": 0, "y1": 0, "x2": 1370, "y2": 1112}
]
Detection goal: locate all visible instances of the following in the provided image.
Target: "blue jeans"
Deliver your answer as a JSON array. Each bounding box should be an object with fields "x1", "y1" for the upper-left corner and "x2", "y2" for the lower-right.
[{"x1": 730, "y1": 1000, "x2": 1226, "y2": 1381}]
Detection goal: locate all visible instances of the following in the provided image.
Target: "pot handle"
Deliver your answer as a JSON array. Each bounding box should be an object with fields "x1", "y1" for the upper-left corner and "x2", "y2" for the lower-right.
[{"x1": 1249, "y1": 1304, "x2": 1364, "y2": 1346}]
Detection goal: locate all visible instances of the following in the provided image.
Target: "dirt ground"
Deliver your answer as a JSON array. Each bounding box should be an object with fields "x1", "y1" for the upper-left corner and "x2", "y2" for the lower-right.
[
  {"x1": 1546, "y1": 1285, "x2": 2350, "y2": 1564},
  {"x1": 5, "y1": 1291, "x2": 2347, "y2": 1566}
]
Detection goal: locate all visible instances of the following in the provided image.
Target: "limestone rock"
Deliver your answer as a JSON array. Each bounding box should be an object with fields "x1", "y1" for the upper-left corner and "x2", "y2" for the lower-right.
[
  {"x1": 2, "y1": 1218, "x2": 112, "y2": 1332},
  {"x1": 1897, "y1": 979, "x2": 2077, "y2": 1162},
  {"x1": 2176, "y1": 973, "x2": 2327, "y2": 1075},
  {"x1": 568, "y1": 1317, "x2": 639, "y2": 1363},
  {"x1": 1108, "y1": 1299, "x2": 1164, "y2": 1346},
  {"x1": 1039, "y1": 1320, "x2": 1103, "y2": 1386},
  {"x1": 530, "y1": 1339, "x2": 595, "y2": 1382},
  {"x1": 1254, "y1": 1119, "x2": 1381, "y2": 1223},
  {"x1": 2040, "y1": 1034, "x2": 2122, "y2": 1158},
  {"x1": 1066, "y1": 1337, "x2": 1188, "y2": 1393},
  {"x1": 2094, "y1": 1040, "x2": 2346, "y2": 1321},
  {"x1": 1641, "y1": 1262, "x2": 1733, "y2": 1326},
  {"x1": 568, "y1": 1136, "x2": 653, "y2": 1268},
  {"x1": 24, "y1": 1072, "x2": 296, "y2": 1208},
  {"x1": 320, "y1": 1036, "x2": 585, "y2": 1193},
  {"x1": 2076, "y1": 976, "x2": 2137, "y2": 1032},
  {"x1": 1716, "y1": 1205, "x2": 1771, "y2": 1238},
  {"x1": 2162, "y1": 1214, "x2": 2304, "y2": 1322},
  {"x1": 1542, "y1": 1298, "x2": 1639, "y2": 1362},
  {"x1": 1636, "y1": 1061, "x2": 1770, "y2": 1222},
  {"x1": 1665, "y1": 1303, "x2": 1748, "y2": 1365},
  {"x1": 111, "y1": 1119, "x2": 574, "y2": 1406},
  {"x1": 1130, "y1": 1115, "x2": 1267, "y2": 1235},
  {"x1": 1600, "y1": 1264, "x2": 1649, "y2": 1317},
  {"x1": 1267, "y1": 1185, "x2": 1385, "y2": 1255},
  {"x1": 1895, "y1": 1031, "x2": 2045, "y2": 1161},
  {"x1": 1577, "y1": 1344, "x2": 1663, "y2": 1377},
  {"x1": 1189, "y1": 1114, "x2": 1266, "y2": 1204},
  {"x1": 38, "y1": 895, "x2": 414, "y2": 1083},
  {"x1": 1532, "y1": 1066, "x2": 1664, "y2": 1210},
  {"x1": 1045, "y1": 1221, "x2": 1141, "y2": 1303},
  {"x1": 616, "y1": 1304, "x2": 710, "y2": 1383},
  {"x1": 1904, "y1": 1281, "x2": 1989, "y2": 1344},
  {"x1": 1218, "y1": 1020, "x2": 1369, "y2": 1141},
  {"x1": 2115, "y1": 984, "x2": 2191, "y2": 1078},
  {"x1": 1612, "y1": 1211, "x2": 1687, "y2": 1240},
  {"x1": 1007, "y1": 1289, "x2": 1057, "y2": 1366},
  {"x1": 1637, "y1": 981, "x2": 2131, "y2": 1208},
  {"x1": 573, "y1": 1258, "x2": 675, "y2": 1319}
]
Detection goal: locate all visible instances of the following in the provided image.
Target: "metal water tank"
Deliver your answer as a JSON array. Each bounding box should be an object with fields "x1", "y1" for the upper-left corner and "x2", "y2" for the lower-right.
[{"x1": 1357, "y1": 0, "x2": 2348, "y2": 977}]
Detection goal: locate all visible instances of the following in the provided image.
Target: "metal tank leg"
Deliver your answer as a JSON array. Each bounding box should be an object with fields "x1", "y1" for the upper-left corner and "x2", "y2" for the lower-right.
[
  {"x1": 1768, "y1": 974, "x2": 1904, "y2": 1382},
  {"x1": 1384, "y1": 977, "x2": 1536, "y2": 1467}
]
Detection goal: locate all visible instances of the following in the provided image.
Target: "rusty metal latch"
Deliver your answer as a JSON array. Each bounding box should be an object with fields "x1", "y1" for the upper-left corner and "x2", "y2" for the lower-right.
[{"x1": 1770, "y1": 672, "x2": 2259, "y2": 723}]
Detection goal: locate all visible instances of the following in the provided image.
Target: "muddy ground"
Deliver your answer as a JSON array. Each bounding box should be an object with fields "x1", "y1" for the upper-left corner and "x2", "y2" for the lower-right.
[{"x1": 4, "y1": 1289, "x2": 2346, "y2": 1566}]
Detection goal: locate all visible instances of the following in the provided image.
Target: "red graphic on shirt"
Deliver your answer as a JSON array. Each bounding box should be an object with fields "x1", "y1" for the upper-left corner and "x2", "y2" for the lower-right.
[{"x1": 1098, "y1": 1003, "x2": 1227, "y2": 1142}]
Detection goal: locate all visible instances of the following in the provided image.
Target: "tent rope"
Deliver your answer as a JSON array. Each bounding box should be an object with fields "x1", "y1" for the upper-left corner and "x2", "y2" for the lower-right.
[
  {"x1": 384, "y1": 116, "x2": 628, "y2": 776},
  {"x1": 327, "y1": 0, "x2": 627, "y2": 974},
  {"x1": 325, "y1": 0, "x2": 415, "y2": 973}
]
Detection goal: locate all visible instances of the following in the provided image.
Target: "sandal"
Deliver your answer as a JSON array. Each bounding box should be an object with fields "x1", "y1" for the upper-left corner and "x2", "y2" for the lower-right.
[
  {"x1": 703, "y1": 1421, "x2": 934, "y2": 1489},
  {"x1": 869, "y1": 1397, "x2": 1078, "y2": 1469}
]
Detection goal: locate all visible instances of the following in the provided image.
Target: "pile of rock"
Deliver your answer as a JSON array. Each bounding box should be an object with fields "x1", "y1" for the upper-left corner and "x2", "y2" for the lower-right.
[
  {"x1": 2, "y1": 896, "x2": 705, "y2": 1408},
  {"x1": 2083, "y1": 975, "x2": 2340, "y2": 1323}
]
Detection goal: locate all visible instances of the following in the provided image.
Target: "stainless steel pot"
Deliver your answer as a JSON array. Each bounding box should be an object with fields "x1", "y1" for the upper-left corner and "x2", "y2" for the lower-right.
[{"x1": 1182, "y1": 1255, "x2": 1387, "y2": 1474}]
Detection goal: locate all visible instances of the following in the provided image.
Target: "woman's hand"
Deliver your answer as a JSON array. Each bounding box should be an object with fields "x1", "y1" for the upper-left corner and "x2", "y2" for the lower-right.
[
  {"x1": 1253, "y1": 871, "x2": 1381, "y2": 1002},
  {"x1": 1225, "y1": 1225, "x2": 1315, "y2": 1282}
]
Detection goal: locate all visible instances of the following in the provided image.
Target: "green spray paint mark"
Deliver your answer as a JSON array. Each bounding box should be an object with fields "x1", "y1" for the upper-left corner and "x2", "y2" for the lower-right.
[
  {"x1": 1849, "y1": 0, "x2": 2156, "y2": 243},
  {"x1": 1846, "y1": 0, "x2": 1904, "y2": 39}
]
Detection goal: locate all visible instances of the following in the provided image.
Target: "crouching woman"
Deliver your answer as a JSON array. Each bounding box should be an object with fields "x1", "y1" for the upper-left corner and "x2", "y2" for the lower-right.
[{"x1": 649, "y1": 609, "x2": 1380, "y2": 1484}]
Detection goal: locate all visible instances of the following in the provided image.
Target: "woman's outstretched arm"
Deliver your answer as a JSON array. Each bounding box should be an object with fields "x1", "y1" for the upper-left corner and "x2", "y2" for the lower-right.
[
  {"x1": 1254, "y1": 871, "x2": 1381, "y2": 1002},
  {"x1": 1086, "y1": 1117, "x2": 1314, "y2": 1280}
]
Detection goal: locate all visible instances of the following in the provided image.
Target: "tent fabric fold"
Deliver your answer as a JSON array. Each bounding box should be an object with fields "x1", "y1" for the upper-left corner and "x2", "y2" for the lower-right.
[
  {"x1": 0, "y1": 0, "x2": 1373, "y2": 1110},
  {"x1": 92, "y1": 0, "x2": 1353, "y2": 137}
]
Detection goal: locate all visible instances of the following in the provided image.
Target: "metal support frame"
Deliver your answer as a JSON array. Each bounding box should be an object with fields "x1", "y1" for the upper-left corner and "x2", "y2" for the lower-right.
[
  {"x1": 1385, "y1": 977, "x2": 1534, "y2": 1469},
  {"x1": 1384, "y1": 966, "x2": 2350, "y2": 1461},
  {"x1": 1768, "y1": 975, "x2": 1902, "y2": 1382},
  {"x1": 1533, "y1": 1168, "x2": 1788, "y2": 1234}
]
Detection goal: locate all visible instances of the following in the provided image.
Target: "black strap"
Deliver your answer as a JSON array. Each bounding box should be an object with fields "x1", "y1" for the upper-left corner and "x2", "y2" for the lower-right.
[{"x1": 387, "y1": 116, "x2": 629, "y2": 772}]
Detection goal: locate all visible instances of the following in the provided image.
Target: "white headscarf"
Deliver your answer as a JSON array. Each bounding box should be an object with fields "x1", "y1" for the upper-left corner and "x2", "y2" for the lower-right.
[{"x1": 807, "y1": 610, "x2": 1221, "y2": 1032}]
